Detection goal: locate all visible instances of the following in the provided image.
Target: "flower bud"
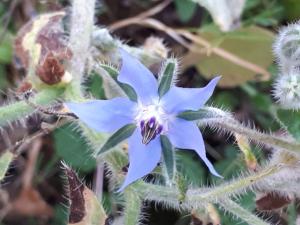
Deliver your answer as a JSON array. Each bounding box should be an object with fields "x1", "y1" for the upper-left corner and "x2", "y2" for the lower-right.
[
  {"x1": 273, "y1": 71, "x2": 300, "y2": 109},
  {"x1": 143, "y1": 36, "x2": 169, "y2": 59},
  {"x1": 273, "y1": 21, "x2": 300, "y2": 72}
]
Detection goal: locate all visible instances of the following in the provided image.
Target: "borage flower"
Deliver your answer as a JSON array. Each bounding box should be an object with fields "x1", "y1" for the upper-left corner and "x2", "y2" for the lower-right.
[{"x1": 66, "y1": 49, "x2": 221, "y2": 191}]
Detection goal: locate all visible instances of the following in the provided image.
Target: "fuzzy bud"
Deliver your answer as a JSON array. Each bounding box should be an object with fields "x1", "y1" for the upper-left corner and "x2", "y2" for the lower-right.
[
  {"x1": 273, "y1": 70, "x2": 300, "y2": 109},
  {"x1": 143, "y1": 36, "x2": 169, "y2": 59},
  {"x1": 273, "y1": 21, "x2": 300, "y2": 72}
]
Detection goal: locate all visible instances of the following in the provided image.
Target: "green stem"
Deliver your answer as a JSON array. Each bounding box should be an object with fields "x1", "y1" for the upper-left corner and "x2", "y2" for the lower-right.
[
  {"x1": 0, "y1": 88, "x2": 64, "y2": 126},
  {"x1": 198, "y1": 107, "x2": 300, "y2": 154},
  {"x1": 124, "y1": 190, "x2": 143, "y2": 225},
  {"x1": 64, "y1": 80, "x2": 84, "y2": 101},
  {"x1": 134, "y1": 164, "x2": 281, "y2": 209},
  {"x1": 186, "y1": 165, "x2": 280, "y2": 203},
  {"x1": 69, "y1": 0, "x2": 96, "y2": 80},
  {"x1": 218, "y1": 199, "x2": 270, "y2": 225}
]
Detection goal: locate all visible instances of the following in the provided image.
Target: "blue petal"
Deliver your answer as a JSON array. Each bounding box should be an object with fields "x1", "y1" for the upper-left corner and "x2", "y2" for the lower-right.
[
  {"x1": 161, "y1": 76, "x2": 221, "y2": 114},
  {"x1": 118, "y1": 48, "x2": 158, "y2": 104},
  {"x1": 119, "y1": 129, "x2": 161, "y2": 191},
  {"x1": 66, "y1": 98, "x2": 136, "y2": 133},
  {"x1": 167, "y1": 118, "x2": 222, "y2": 177}
]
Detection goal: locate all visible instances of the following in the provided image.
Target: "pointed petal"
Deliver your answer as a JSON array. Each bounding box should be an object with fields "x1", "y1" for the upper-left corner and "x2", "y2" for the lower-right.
[
  {"x1": 161, "y1": 76, "x2": 220, "y2": 114},
  {"x1": 118, "y1": 48, "x2": 158, "y2": 104},
  {"x1": 167, "y1": 118, "x2": 221, "y2": 177},
  {"x1": 119, "y1": 130, "x2": 161, "y2": 191},
  {"x1": 66, "y1": 98, "x2": 136, "y2": 133}
]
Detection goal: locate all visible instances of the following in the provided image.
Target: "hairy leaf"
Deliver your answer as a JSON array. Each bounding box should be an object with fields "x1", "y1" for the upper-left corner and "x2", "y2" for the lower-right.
[
  {"x1": 158, "y1": 59, "x2": 177, "y2": 97},
  {"x1": 54, "y1": 123, "x2": 96, "y2": 172},
  {"x1": 184, "y1": 25, "x2": 274, "y2": 87},
  {"x1": 160, "y1": 135, "x2": 176, "y2": 183},
  {"x1": 0, "y1": 151, "x2": 13, "y2": 180},
  {"x1": 98, "y1": 124, "x2": 136, "y2": 156},
  {"x1": 174, "y1": 0, "x2": 197, "y2": 23},
  {"x1": 276, "y1": 109, "x2": 300, "y2": 142},
  {"x1": 99, "y1": 64, "x2": 137, "y2": 101}
]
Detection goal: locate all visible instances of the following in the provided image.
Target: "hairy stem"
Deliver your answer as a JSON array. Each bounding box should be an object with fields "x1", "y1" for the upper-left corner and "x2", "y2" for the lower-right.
[
  {"x1": 69, "y1": 0, "x2": 95, "y2": 82},
  {"x1": 0, "y1": 88, "x2": 64, "y2": 126},
  {"x1": 198, "y1": 107, "x2": 300, "y2": 154},
  {"x1": 186, "y1": 165, "x2": 280, "y2": 203},
  {"x1": 218, "y1": 198, "x2": 270, "y2": 225},
  {"x1": 134, "y1": 164, "x2": 282, "y2": 209},
  {"x1": 123, "y1": 190, "x2": 143, "y2": 225}
]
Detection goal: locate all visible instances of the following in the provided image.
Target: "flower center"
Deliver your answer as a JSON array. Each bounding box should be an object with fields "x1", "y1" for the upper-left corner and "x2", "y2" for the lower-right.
[
  {"x1": 140, "y1": 117, "x2": 163, "y2": 144},
  {"x1": 135, "y1": 101, "x2": 169, "y2": 145}
]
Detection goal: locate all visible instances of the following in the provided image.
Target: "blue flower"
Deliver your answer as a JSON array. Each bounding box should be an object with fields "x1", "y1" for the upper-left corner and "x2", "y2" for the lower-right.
[{"x1": 66, "y1": 49, "x2": 221, "y2": 191}]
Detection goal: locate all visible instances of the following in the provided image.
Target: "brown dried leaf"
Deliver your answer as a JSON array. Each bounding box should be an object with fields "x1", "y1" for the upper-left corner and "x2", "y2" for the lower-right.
[
  {"x1": 14, "y1": 11, "x2": 72, "y2": 86},
  {"x1": 64, "y1": 164, "x2": 107, "y2": 225},
  {"x1": 256, "y1": 192, "x2": 292, "y2": 211},
  {"x1": 12, "y1": 188, "x2": 53, "y2": 217}
]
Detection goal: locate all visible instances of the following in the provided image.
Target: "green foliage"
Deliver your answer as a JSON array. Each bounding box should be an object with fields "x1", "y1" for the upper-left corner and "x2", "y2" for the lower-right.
[
  {"x1": 211, "y1": 146, "x2": 245, "y2": 182},
  {"x1": 276, "y1": 109, "x2": 300, "y2": 142},
  {"x1": 98, "y1": 124, "x2": 136, "y2": 155},
  {"x1": 0, "y1": 30, "x2": 13, "y2": 64},
  {"x1": 158, "y1": 59, "x2": 177, "y2": 97},
  {"x1": 176, "y1": 151, "x2": 205, "y2": 186},
  {"x1": 160, "y1": 135, "x2": 176, "y2": 182},
  {"x1": 53, "y1": 123, "x2": 96, "y2": 172},
  {"x1": 0, "y1": 151, "x2": 13, "y2": 180},
  {"x1": 0, "y1": 65, "x2": 8, "y2": 91},
  {"x1": 177, "y1": 108, "x2": 217, "y2": 121},
  {"x1": 281, "y1": 0, "x2": 300, "y2": 21},
  {"x1": 174, "y1": 0, "x2": 197, "y2": 22},
  {"x1": 99, "y1": 64, "x2": 137, "y2": 101},
  {"x1": 194, "y1": 25, "x2": 274, "y2": 87},
  {"x1": 87, "y1": 73, "x2": 106, "y2": 99},
  {"x1": 243, "y1": 0, "x2": 284, "y2": 26},
  {"x1": 212, "y1": 91, "x2": 239, "y2": 110},
  {"x1": 1, "y1": 0, "x2": 299, "y2": 224}
]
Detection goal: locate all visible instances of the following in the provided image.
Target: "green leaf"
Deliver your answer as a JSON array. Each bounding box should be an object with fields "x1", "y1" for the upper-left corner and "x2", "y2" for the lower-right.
[
  {"x1": 212, "y1": 92, "x2": 239, "y2": 111},
  {"x1": 211, "y1": 146, "x2": 245, "y2": 182},
  {"x1": 0, "y1": 65, "x2": 8, "y2": 91},
  {"x1": 53, "y1": 123, "x2": 96, "y2": 172},
  {"x1": 0, "y1": 30, "x2": 13, "y2": 64},
  {"x1": 281, "y1": 0, "x2": 300, "y2": 21},
  {"x1": 0, "y1": 151, "x2": 14, "y2": 180},
  {"x1": 97, "y1": 124, "x2": 136, "y2": 156},
  {"x1": 160, "y1": 135, "x2": 176, "y2": 182},
  {"x1": 174, "y1": 0, "x2": 197, "y2": 22},
  {"x1": 87, "y1": 73, "x2": 105, "y2": 99},
  {"x1": 99, "y1": 64, "x2": 137, "y2": 101},
  {"x1": 158, "y1": 59, "x2": 177, "y2": 97},
  {"x1": 177, "y1": 108, "x2": 219, "y2": 121},
  {"x1": 123, "y1": 190, "x2": 142, "y2": 225},
  {"x1": 276, "y1": 109, "x2": 300, "y2": 142},
  {"x1": 176, "y1": 151, "x2": 205, "y2": 186},
  {"x1": 185, "y1": 25, "x2": 274, "y2": 87}
]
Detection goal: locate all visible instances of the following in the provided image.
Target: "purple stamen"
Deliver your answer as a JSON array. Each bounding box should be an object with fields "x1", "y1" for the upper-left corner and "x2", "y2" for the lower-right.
[
  {"x1": 140, "y1": 120, "x2": 145, "y2": 129},
  {"x1": 156, "y1": 125, "x2": 163, "y2": 134},
  {"x1": 148, "y1": 117, "x2": 156, "y2": 128}
]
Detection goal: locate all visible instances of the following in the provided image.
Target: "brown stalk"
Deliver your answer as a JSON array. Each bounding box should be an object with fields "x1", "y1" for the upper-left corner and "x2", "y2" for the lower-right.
[
  {"x1": 109, "y1": 0, "x2": 172, "y2": 31},
  {"x1": 110, "y1": 16, "x2": 271, "y2": 81}
]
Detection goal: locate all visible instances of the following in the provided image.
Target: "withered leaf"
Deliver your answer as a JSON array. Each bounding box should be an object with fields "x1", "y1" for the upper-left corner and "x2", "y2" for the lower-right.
[
  {"x1": 256, "y1": 192, "x2": 292, "y2": 211},
  {"x1": 63, "y1": 164, "x2": 107, "y2": 225},
  {"x1": 14, "y1": 12, "x2": 72, "y2": 86}
]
